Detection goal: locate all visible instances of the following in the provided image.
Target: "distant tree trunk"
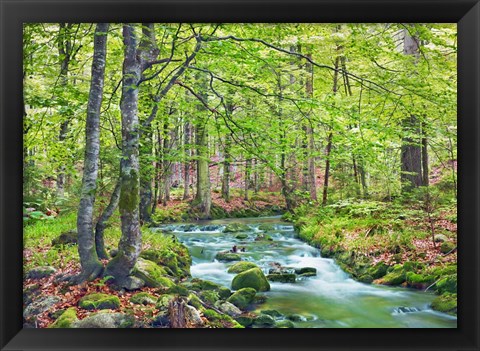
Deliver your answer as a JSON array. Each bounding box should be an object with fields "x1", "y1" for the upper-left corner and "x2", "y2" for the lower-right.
[
  {"x1": 151, "y1": 126, "x2": 162, "y2": 214},
  {"x1": 194, "y1": 118, "x2": 211, "y2": 218},
  {"x1": 139, "y1": 126, "x2": 153, "y2": 224},
  {"x1": 76, "y1": 23, "x2": 109, "y2": 282},
  {"x1": 106, "y1": 23, "x2": 158, "y2": 287},
  {"x1": 95, "y1": 179, "x2": 121, "y2": 259},
  {"x1": 56, "y1": 23, "x2": 73, "y2": 198},
  {"x1": 253, "y1": 158, "x2": 259, "y2": 194},
  {"x1": 304, "y1": 51, "x2": 317, "y2": 201},
  {"x1": 244, "y1": 158, "x2": 251, "y2": 201},
  {"x1": 421, "y1": 121, "x2": 429, "y2": 187},
  {"x1": 183, "y1": 121, "x2": 191, "y2": 200},
  {"x1": 221, "y1": 134, "x2": 231, "y2": 202},
  {"x1": 401, "y1": 27, "x2": 423, "y2": 193},
  {"x1": 322, "y1": 55, "x2": 340, "y2": 205}
]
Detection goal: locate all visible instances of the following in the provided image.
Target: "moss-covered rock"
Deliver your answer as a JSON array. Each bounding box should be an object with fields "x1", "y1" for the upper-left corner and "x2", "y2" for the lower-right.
[
  {"x1": 235, "y1": 315, "x2": 254, "y2": 327},
  {"x1": 78, "y1": 293, "x2": 120, "y2": 310},
  {"x1": 130, "y1": 292, "x2": 157, "y2": 305},
  {"x1": 376, "y1": 265, "x2": 406, "y2": 285},
  {"x1": 187, "y1": 278, "x2": 222, "y2": 291},
  {"x1": 276, "y1": 320, "x2": 295, "y2": 328},
  {"x1": 132, "y1": 258, "x2": 175, "y2": 288},
  {"x1": 266, "y1": 273, "x2": 296, "y2": 283},
  {"x1": 286, "y1": 314, "x2": 305, "y2": 322},
  {"x1": 224, "y1": 223, "x2": 251, "y2": 233},
  {"x1": 215, "y1": 251, "x2": 242, "y2": 262},
  {"x1": 227, "y1": 287, "x2": 257, "y2": 309},
  {"x1": 367, "y1": 261, "x2": 389, "y2": 279},
  {"x1": 51, "y1": 230, "x2": 77, "y2": 246},
  {"x1": 73, "y1": 312, "x2": 135, "y2": 328},
  {"x1": 187, "y1": 293, "x2": 204, "y2": 310},
  {"x1": 48, "y1": 308, "x2": 78, "y2": 328},
  {"x1": 358, "y1": 274, "x2": 374, "y2": 284},
  {"x1": 26, "y1": 266, "x2": 57, "y2": 279},
  {"x1": 405, "y1": 272, "x2": 435, "y2": 289},
  {"x1": 431, "y1": 293, "x2": 457, "y2": 315},
  {"x1": 227, "y1": 261, "x2": 259, "y2": 274},
  {"x1": 253, "y1": 314, "x2": 276, "y2": 327},
  {"x1": 140, "y1": 246, "x2": 192, "y2": 278},
  {"x1": 202, "y1": 308, "x2": 243, "y2": 328},
  {"x1": 217, "y1": 301, "x2": 242, "y2": 317},
  {"x1": 156, "y1": 294, "x2": 175, "y2": 310},
  {"x1": 231, "y1": 268, "x2": 270, "y2": 292},
  {"x1": 217, "y1": 286, "x2": 232, "y2": 299},
  {"x1": 151, "y1": 311, "x2": 170, "y2": 327},
  {"x1": 440, "y1": 241, "x2": 456, "y2": 254},
  {"x1": 294, "y1": 267, "x2": 317, "y2": 275},
  {"x1": 435, "y1": 274, "x2": 457, "y2": 294},
  {"x1": 166, "y1": 284, "x2": 190, "y2": 297},
  {"x1": 23, "y1": 295, "x2": 60, "y2": 321},
  {"x1": 199, "y1": 290, "x2": 220, "y2": 305},
  {"x1": 253, "y1": 294, "x2": 268, "y2": 304},
  {"x1": 235, "y1": 233, "x2": 248, "y2": 240},
  {"x1": 260, "y1": 309, "x2": 283, "y2": 318}
]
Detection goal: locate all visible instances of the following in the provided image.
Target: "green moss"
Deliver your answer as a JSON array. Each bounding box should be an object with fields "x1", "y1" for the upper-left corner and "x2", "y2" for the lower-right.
[
  {"x1": 253, "y1": 314, "x2": 276, "y2": 327},
  {"x1": 227, "y1": 261, "x2": 259, "y2": 274},
  {"x1": 217, "y1": 286, "x2": 232, "y2": 299},
  {"x1": 48, "y1": 308, "x2": 77, "y2": 328},
  {"x1": 378, "y1": 265, "x2": 406, "y2": 285},
  {"x1": 440, "y1": 241, "x2": 456, "y2": 254},
  {"x1": 235, "y1": 315, "x2": 254, "y2": 327},
  {"x1": 227, "y1": 287, "x2": 256, "y2": 309},
  {"x1": 231, "y1": 268, "x2": 270, "y2": 292},
  {"x1": 156, "y1": 294, "x2": 175, "y2": 310},
  {"x1": 199, "y1": 290, "x2": 220, "y2": 305},
  {"x1": 260, "y1": 309, "x2": 282, "y2": 318},
  {"x1": 132, "y1": 258, "x2": 174, "y2": 288},
  {"x1": 224, "y1": 223, "x2": 250, "y2": 233},
  {"x1": 435, "y1": 274, "x2": 457, "y2": 294},
  {"x1": 431, "y1": 293, "x2": 457, "y2": 315},
  {"x1": 215, "y1": 251, "x2": 242, "y2": 262},
  {"x1": 187, "y1": 293, "x2": 204, "y2": 310},
  {"x1": 78, "y1": 293, "x2": 120, "y2": 310},
  {"x1": 130, "y1": 292, "x2": 157, "y2": 305},
  {"x1": 367, "y1": 261, "x2": 389, "y2": 279},
  {"x1": 266, "y1": 273, "x2": 296, "y2": 283},
  {"x1": 119, "y1": 169, "x2": 140, "y2": 212},
  {"x1": 406, "y1": 272, "x2": 435, "y2": 289},
  {"x1": 166, "y1": 284, "x2": 190, "y2": 297}
]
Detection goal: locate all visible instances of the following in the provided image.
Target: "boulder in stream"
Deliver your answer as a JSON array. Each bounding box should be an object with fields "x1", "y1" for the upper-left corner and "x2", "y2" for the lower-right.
[
  {"x1": 231, "y1": 268, "x2": 270, "y2": 292},
  {"x1": 215, "y1": 251, "x2": 242, "y2": 262},
  {"x1": 227, "y1": 287, "x2": 257, "y2": 309},
  {"x1": 224, "y1": 223, "x2": 250, "y2": 233}
]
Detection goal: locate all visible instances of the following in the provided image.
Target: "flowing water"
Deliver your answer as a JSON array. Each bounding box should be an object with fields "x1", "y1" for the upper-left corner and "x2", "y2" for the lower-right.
[{"x1": 155, "y1": 216, "x2": 457, "y2": 328}]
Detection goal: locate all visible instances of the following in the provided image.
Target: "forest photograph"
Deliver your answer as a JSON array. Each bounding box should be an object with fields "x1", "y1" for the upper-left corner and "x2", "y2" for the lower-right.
[{"x1": 23, "y1": 23, "x2": 458, "y2": 329}]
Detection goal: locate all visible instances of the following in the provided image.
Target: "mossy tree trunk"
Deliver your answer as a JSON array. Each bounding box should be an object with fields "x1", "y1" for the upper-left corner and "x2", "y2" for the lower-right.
[
  {"x1": 106, "y1": 24, "x2": 158, "y2": 287},
  {"x1": 95, "y1": 178, "x2": 121, "y2": 259},
  {"x1": 401, "y1": 27, "x2": 423, "y2": 193},
  {"x1": 76, "y1": 23, "x2": 109, "y2": 282}
]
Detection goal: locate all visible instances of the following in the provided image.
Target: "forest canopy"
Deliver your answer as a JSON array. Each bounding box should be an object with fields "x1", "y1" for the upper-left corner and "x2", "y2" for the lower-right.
[{"x1": 22, "y1": 23, "x2": 458, "y2": 328}]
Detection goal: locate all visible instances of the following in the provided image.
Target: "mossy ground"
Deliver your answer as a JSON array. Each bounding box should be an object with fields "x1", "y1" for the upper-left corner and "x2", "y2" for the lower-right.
[{"x1": 288, "y1": 196, "x2": 457, "y2": 315}]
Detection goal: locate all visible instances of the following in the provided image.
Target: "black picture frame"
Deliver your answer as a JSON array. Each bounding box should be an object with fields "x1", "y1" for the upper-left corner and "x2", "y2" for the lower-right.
[{"x1": 1, "y1": 0, "x2": 479, "y2": 350}]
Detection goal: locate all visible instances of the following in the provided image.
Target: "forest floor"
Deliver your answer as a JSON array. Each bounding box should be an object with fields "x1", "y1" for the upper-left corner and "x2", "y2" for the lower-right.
[{"x1": 23, "y1": 185, "x2": 457, "y2": 328}]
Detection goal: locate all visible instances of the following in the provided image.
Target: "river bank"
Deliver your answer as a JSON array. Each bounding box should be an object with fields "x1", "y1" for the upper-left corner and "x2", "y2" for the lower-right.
[{"x1": 285, "y1": 199, "x2": 457, "y2": 316}]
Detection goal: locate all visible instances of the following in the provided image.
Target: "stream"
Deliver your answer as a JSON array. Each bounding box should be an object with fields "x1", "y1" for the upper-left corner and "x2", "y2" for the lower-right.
[{"x1": 155, "y1": 216, "x2": 457, "y2": 328}]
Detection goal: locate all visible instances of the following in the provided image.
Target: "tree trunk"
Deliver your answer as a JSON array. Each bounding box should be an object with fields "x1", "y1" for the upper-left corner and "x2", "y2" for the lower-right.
[
  {"x1": 322, "y1": 55, "x2": 340, "y2": 205},
  {"x1": 139, "y1": 127, "x2": 153, "y2": 224},
  {"x1": 56, "y1": 23, "x2": 72, "y2": 198},
  {"x1": 106, "y1": 24, "x2": 158, "y2": 287},
  {"x1": 421, "y1": 121, "x2": 429, "y2": 187},
  {"x1": 183, "y1": 121, "x2": 191, "y2": 200},
  {"x1": 76, "y1": 23, "x2": 109, "y2": 282},
  {"x1": 192, "y1": 74, "x2": 212, "y2": 219},
  {"x1": 244, "y1": 158, "x2": 251, "y2": 201},
  {"x1": 95, "y1": 179, "x2": 121, "y2": 260},
  {"x1": 221, "y1": 134, "x2": 231, "y2": 202},
  {"x1": 305, "y1": 51, "x2": 317, "y2": 201},
  {"x1": 401, "y1": 27, "x2": 423, "y2": 193}
]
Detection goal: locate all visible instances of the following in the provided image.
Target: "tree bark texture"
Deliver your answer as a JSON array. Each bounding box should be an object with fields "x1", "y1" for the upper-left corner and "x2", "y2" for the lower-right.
[
  {"x1": 95, "y1": 179, "x2": 121, "y2": 259},
  {"x1": 76, "y1": 23, "x2": 109, "y2": 281},
  {"x1": 106, "y1": 24, "x2": 158, "y2": 286}
]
